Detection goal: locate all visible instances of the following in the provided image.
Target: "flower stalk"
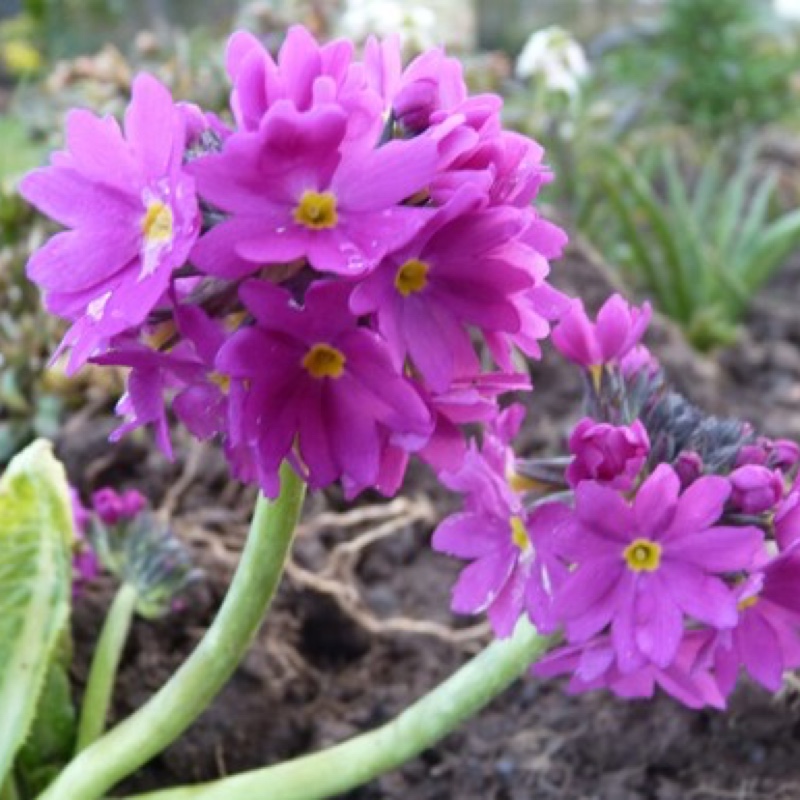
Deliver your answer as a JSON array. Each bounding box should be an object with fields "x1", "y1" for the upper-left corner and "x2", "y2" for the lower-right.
[
  {"x1": 37, "y1": 464, "x2": 306, "y2": 800},
  {"x1": 75, "y1": 582, "x2": 138, "y2": 753},
  {"x1": 121, "y1": 620, "x2": 557, "y2": 800}
]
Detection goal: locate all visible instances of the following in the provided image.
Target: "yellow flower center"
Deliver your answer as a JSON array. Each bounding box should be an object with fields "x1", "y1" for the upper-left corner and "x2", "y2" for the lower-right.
[
  {"x1": 145, "y1": 321, "x2": 177, "y2": 350},
  {"x1": 511, "y1": 516, "x2": 530, "y2": 551},
  {"x1": 394, "y1": 259, "x2": 430, "y2": 297},
  {"x1": 209, "y1": 371, "x2": 231, "y2": 393},
  {"x1": 142, "y1": 200, "x2": 173, "y2": 244},
  {"x1": 293, "y1": 191, "x2": 338, "y2": 230},
  {"x1": 507, "y1": 470, "x2": 542, "y2": 493},
  {"x1": 623, "y1": 538, "x2": 661, "y2": 572},
  {"x1": 738, "y1": 595, "x2": 759, "y2": 612},
  {"x1": 589, "y1": 363, "x2": 603, "y2": 392},
  {"x1": 303, "y1": 343, "x2": 346, "y2": 379}
]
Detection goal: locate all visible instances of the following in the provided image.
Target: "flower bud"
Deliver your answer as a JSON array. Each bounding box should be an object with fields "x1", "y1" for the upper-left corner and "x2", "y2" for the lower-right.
[
  {"x1": 729, "y1": 465, "x2": 784, "y2": 514},
  {"x1": 674, "y1": 450, "x2": 703, "y2": 488},
  {"x1": 90, "y1": 510, "x2": 201, "y2": 619},
  {"x1": 92, "y1": 487, "x2": 147, "y2": 526},
  {"x1": 566, "y1": 417, "x2": 649, "y2": 490}
]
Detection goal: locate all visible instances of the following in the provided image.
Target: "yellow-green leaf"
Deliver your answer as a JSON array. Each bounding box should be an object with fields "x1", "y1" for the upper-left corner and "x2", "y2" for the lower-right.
[{"x1": 0, "y1": 440, "x2": 74, "y2": 786}]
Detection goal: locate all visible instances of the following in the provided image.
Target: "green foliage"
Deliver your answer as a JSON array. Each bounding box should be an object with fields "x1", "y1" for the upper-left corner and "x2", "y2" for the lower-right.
[
  {"x1": 15, "y1": 638, "x2": 77, "y2": 797},
  {"x1": 594, "y1": 145, "x2": 800, "y2": 350},
  {"x1": 0, "y1": 440, "x2": 75, "y2": 789},
  {"x1": 589, "y1": 0, "x2": 798, "y2": 141},
  {"x1": 0, "y1": 187, "x2": 70, "y2": 466},
  {"x1": 660, "y1": 0, "x2": 796, "y2": 136},
  {"x1": 0, "y1": 118, "x2": 46, "y2": 186}
]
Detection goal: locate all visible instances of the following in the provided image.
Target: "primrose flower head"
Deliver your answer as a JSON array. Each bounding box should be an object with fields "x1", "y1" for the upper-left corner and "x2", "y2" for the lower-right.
[
  {"x1": 434, "y1": 274, "x2": 800, "y2": 711},
  {"x1": 22, "y1": 25, "x2": 566, "y2": 501}
]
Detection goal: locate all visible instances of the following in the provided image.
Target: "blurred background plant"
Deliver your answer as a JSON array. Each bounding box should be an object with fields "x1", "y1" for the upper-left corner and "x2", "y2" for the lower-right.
[
  {"x1": 3, "y1": 0, "x2": 800, "y2": 455},
  {"x1": 593, "y1": 143, "x2": 800, "y2": 350}
]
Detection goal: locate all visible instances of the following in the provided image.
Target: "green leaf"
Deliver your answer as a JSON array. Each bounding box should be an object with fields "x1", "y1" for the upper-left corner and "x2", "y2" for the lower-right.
[
  {"x1": 691, "y1": 147, "x2": 722, "y2": 221},
  {"x1": 606, "y1": 150, "x2": 694, "y2": 320},
  {"x1": 714, "y1": 146, "x2": 756, "y2": 259},
  {"x1": 738, "y1": 207, "x2": 800, "y2": 293},
  {"x1": 15, "y1": 633, "x2": 76, "y2": 797},
  {"x1": 0, "y1": 440, "x2": 74, "y2": 788},
  {"x1": 661, "y1": 151, "x2": 708, "y2": 306},
  {"x1": 735, "y1": 170, "x2": 777, "y2": 259}
]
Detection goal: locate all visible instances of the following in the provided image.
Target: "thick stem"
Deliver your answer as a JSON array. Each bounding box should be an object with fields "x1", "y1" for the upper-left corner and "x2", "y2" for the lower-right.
[
  {"x1": 38, "y1": 465, "x2": 306, "y2": 800},
  {"x1": 76, "y1": 583, "x2": 138, "y2": 753},
  {"x1": 123, "y1": 620, "x2": 557, "y2": 800}
]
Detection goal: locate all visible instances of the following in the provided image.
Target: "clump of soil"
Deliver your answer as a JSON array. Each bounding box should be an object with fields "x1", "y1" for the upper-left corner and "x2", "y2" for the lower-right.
[{"x1": 65, "y1": 244, "x2": 800, "y2": 799}]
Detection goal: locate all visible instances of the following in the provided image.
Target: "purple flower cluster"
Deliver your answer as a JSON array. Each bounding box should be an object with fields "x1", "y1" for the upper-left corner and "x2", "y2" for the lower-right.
[
  {"x1": 434, "y1": 294, "x2": 800, "y2": 708},
  {"x1": 69, "y1": 485, "x2": 147, "y2": 592},
  {"x1": 22, "y1": 27, "x2": 568, "y2": 499}
]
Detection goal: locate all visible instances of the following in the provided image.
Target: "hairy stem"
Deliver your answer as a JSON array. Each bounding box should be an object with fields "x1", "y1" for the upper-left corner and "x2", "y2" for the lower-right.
[
  {"x1": 37, "y1": 465, "x2": 306, "y2": 800},
  {"x1": 124, "y1": 620, "x2": 557, "y2": 800},
  {"x1": 76, "y1": 582, "x2": 138, "y2": 753}
]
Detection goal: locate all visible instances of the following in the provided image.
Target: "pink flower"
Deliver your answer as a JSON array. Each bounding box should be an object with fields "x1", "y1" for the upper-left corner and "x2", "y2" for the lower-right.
[
  {"x1": 775, "y1": 489, "x2": 800, "y2": 550},
  {"x1": 95, "y1": 303, "x2": 231, "y2": 459},
  {"x1": 704, "y1": 559, "x2": 800, "y2": 695},
  {"x1": 350, "y1": 186, "x2": 534, "y2": 391},
  {"x1": 566, "y1": 417, "x2": 649, "y2": 490},
  {"x1": 552, "y1": 294, "x2": 652, "y2": 370},
  {"x1": 226, "y1": 27, "x2": 382, "y2": 143},
  {"x1": 189, "y1": 100, "x2": 437, "y2": 279},
  {"x1": 535, "y1": 631, "x2": 726, "y2": 709},
  {"x1": 418, "y1": 373, "x2": 531, "y2": 474},
  {"x1": 433, "y1": 442, "x2": 570, "y2": 636},
  {"x1": 364, "y1": 36, "x2": 468, "y2": 133},
  {"x1": 20, "y1": 74, "x2": 200, "y2": 372},
  {"x1": 552, "y1": 465, "x2": 764, "y2": 671},
  {"x1": 217, "y1": 280, "x2": 432, "y2": 498}
]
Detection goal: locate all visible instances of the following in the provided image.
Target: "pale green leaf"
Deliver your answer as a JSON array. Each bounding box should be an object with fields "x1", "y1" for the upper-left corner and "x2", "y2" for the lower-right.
[{"x1": 0, "y1": 440, "x2": 74, "y2": 787}]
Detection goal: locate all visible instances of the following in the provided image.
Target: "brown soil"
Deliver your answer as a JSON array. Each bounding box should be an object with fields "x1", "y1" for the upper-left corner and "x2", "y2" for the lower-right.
[{"x1": 63, "y1": 243, "x2": 800, "y2": 800}]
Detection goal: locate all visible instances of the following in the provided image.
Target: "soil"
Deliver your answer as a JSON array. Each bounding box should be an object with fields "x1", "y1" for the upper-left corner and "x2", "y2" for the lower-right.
[{"x1": 63, "y1": 241, "x2": 800, "y2": 800}]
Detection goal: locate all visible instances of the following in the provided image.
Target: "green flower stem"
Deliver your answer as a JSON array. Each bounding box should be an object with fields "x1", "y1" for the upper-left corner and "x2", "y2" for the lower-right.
[
  {"x1": 124, "y1": 620, "x2": 558, "y2": 800},
  {"x1": 37, "y1": 464, "x2": 306, "y2": 800},
  {"x1": 76, "y1": 582, "x2": 138, "y2": 754}
]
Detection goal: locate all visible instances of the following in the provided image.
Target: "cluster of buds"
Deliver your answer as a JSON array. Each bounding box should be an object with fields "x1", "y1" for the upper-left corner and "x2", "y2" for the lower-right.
[
  {"x1": 435, "y1": 294, "x2": 800, "y2": 708},
  {"x1": 70, "y1": 486, "x2": 199, "y2": 616},
  {"x1": 21, "y1": 25, "x2": 568, "y2": 500},
  {"x1": 70, "y1": 486, "x2": 145, "y2": 594}
]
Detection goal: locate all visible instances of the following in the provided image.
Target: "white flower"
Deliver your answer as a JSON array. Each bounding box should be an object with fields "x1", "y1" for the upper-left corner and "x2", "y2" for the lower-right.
[
  {"x1": 516, "y1": 26, "x2": 590, "y2": 97},
  {"x1": 337, "y1": 0, "x2": 439, "y2": 52},
  {"x1": 775, "y1": 0, "x2": 800, "y2": 20}
]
